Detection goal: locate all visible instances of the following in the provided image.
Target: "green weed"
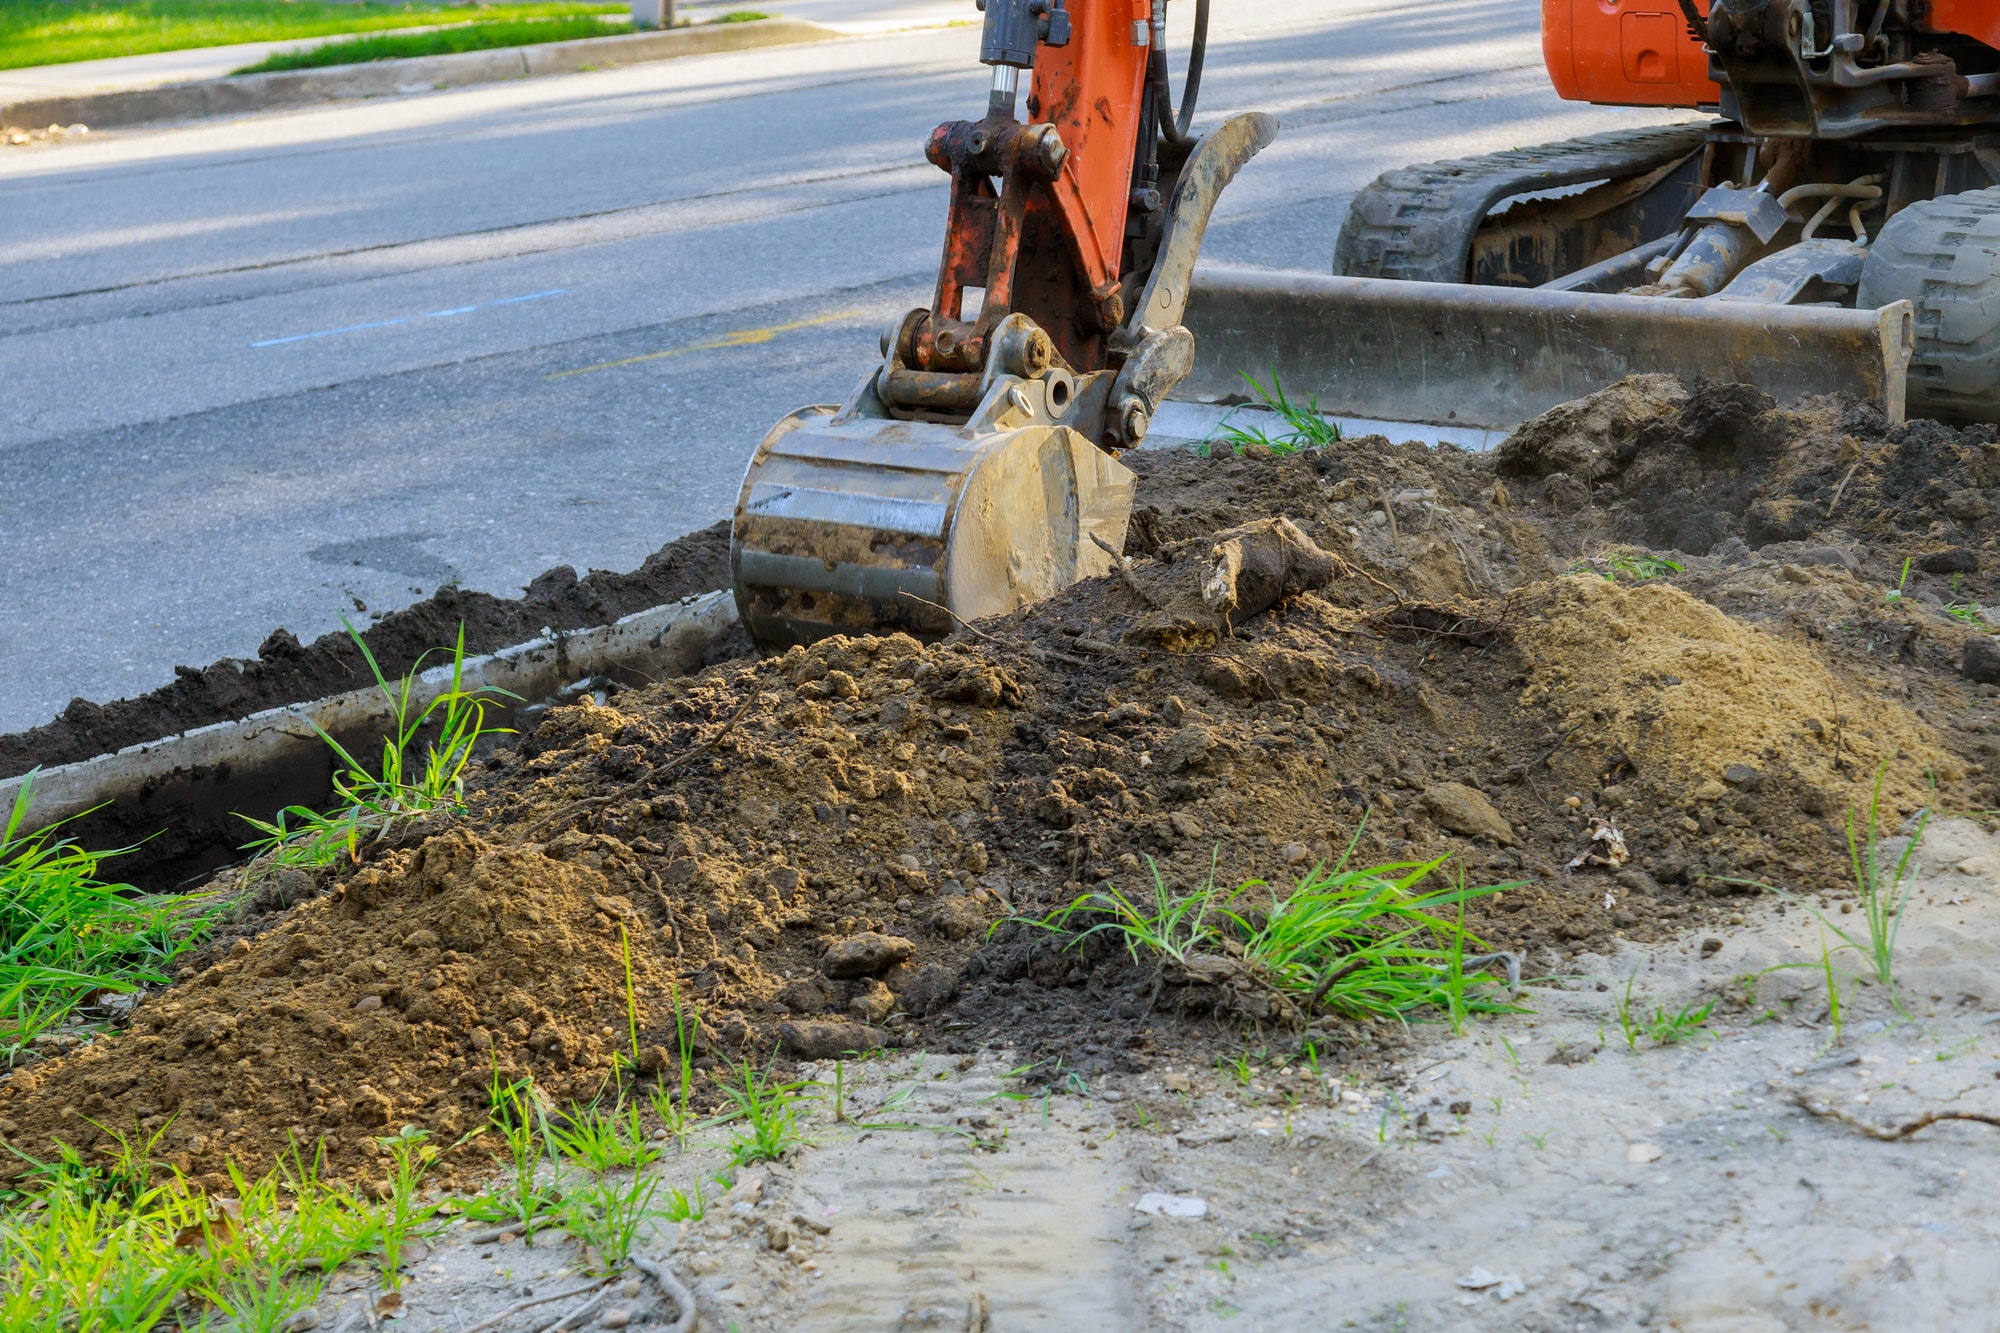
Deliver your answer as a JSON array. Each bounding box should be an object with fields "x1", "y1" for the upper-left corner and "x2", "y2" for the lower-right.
[
  {"x1": 1614, "y1": 973, "x2": 1643, "y2": 1052},
  {"x1": 714, "y1": 1060, "x2": 811, "y2": 1166},
  {"x1": 559, "y1": 1171, "x2": 664, "y2": 1270},
  {"x1": 374, "y1": 1125, "x2": 449, "y2": 1291},
  {"x1": 1884, "y1": 556, "x2": 1913, "y2": 604},
  {"x1": 0, "y1": 774, "x2": 222, "y2": 1061},
  {"x1": 1210, "y1": 371, "x2": 1341, "y2": 456},
  {"x1": 645, "y1": 986, "x2": 700, "y2": 1144},
  {"x1": 238, "y1": 620, "x2": 514, "y2": 871},
  {"x1": 545, "y1": 1098, "x2": 658, "y2": 1177},
  {"x1": 467, "y1": 1069, "x2": 561, "y2": 1237},
  {"x1": 1727, "y1": 764, "x2": 1926, "y2": 997},
  {"x1": 1614, "y1": 972, "x2": 1714, "y2": 1049},
  {"x1": 1570, "y1": 548, "x2": 1683, "y2": 583},
  {"x1": 1646, "y1": 997, "x2": 1715, "y2": 1045},
  {"x1": 1820, "y1": 934, "x2": 1848, "y2": 1044},
  {"x1": 1031, "y1": 840, "x2": 1521, "y2": 1025},
  {"x1": 0, "y1": 1130, "x2": 386, "y2": 1329}
]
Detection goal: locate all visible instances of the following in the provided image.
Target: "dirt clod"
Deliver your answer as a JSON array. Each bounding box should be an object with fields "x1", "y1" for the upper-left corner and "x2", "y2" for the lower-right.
[
  {"x1": 1422, "y1": 783, "x2": 1516, "y2": 845},
  {"x1": 821, "y1": 933, "x2": 918, "y2": 979}
]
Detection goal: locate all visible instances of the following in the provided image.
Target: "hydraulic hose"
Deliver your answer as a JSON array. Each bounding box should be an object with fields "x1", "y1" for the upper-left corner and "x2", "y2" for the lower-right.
[{"x1": 1149, "y1": 0, "x2": 1209, "y2": 151}]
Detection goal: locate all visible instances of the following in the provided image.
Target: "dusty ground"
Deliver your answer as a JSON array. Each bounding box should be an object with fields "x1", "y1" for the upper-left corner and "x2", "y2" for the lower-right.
[
  {"x1": 289, "y1": 817, "x2": 2000, "y2": 1333},
  {"x1": 7, "y1": 377, "x2": 2000, "y2": 1328}
]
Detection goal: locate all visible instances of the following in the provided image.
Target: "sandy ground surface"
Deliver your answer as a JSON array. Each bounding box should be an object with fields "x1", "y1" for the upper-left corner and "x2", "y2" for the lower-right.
[{"x1": 292, "y1": 817, "x2": 2000, "y2": 1333}]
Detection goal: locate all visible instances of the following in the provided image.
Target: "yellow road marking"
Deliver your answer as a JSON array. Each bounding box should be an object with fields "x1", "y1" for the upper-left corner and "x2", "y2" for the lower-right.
[{"x1": 544, "y1": 309, "x2": 867, "y2": 380}]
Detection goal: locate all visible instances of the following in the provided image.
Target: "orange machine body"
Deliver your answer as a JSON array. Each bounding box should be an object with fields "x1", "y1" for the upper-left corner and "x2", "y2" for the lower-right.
[
  {"x1": 920, "y1": 0, "x2": 1155, "y2": 377},
  {"x1": 1543, "y1": 0, "x2": 2000, "y2": 111},
  {"x1": 1542, "y1": 0, "x2": 1717, "y2": 107}
]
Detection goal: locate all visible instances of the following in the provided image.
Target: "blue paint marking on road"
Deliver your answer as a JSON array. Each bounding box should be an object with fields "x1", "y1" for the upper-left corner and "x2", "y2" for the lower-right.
[
  {"x1": 251, "y1": 318, "x2": 407, "y2": 348},
  {"x1": 252, "y1": 289, "x2": 569, "y2": 348}
]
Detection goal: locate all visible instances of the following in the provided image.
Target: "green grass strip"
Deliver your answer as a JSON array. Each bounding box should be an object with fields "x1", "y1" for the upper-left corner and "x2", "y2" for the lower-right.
[
  {"x1": 232, "y1": 13, "x2": 625, "y2": 73},
  {"x1": 0, "y1": 1, "x2": 625, "y2": 73}
]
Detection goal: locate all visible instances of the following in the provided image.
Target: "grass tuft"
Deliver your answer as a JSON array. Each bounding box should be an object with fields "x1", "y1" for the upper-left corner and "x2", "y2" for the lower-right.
[
  {"x1": 237, "y1": 619, "x2": 513, "y2": 872},
  {"x1": 0, "y1": 776, "x2": 221, "y2": 1063},
  {"x1": 233, "y1": 13, "x2": 621, "y2": 72},
  {"x1": 714, "y1": 1059, "x2": 812, "y2": 1166},
  {"x1": 1028, "y1": 834, "x2": 1524, "y2": 1025},
  {"x1": 1209, "y1": 371, "x2": 1341, "y2": 456}
]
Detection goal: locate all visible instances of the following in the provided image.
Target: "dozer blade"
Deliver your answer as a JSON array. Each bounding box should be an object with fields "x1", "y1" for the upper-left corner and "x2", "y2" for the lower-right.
[
  {"x1": 1181, "y1": 265, "x2": 1917, "y2": 430},
  {"x1": 730, "y1": 394, "x2": 1134, "y2": 650}
]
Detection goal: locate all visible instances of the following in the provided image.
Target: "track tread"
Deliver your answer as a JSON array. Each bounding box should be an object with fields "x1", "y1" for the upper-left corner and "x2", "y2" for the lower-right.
[
  {"x1": 1859, "y1": 188, "x2": 2000, "y2": 422},
  {"x1": 1333, "y1": 122, "x2": 1715, "y2": 282}
]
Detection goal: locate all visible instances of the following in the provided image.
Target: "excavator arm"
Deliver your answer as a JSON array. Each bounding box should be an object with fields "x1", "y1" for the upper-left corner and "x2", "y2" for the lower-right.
[{"x1": 730, "y1": 0, "x2": 1273, "y2": 649}]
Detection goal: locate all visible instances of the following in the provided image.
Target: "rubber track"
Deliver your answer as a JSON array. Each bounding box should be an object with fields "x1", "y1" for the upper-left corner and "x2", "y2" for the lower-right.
[{"x1": 1333, "y1": 122, "x2": 1717, "y2": 282}]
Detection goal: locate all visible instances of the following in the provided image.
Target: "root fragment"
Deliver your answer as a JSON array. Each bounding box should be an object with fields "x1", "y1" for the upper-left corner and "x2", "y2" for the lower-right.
[
  {"x1": 459, "y1": 1280, "x2": 611, "y2": 1333},
  {"x1": 1792, "y1": 1091, "x2": 2000, "y2": 1140},
  {"x1": 629, "y1": 1253, "x2": 698, "y2": 1333}
]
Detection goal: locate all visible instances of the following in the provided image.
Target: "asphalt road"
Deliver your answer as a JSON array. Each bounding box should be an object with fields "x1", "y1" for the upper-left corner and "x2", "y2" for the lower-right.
[{"x1": 0, "y1": 0, "x2": 1687, "y2": 733}]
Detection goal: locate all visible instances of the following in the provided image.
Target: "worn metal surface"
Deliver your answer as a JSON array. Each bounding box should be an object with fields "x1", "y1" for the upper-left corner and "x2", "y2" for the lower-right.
[
  {"x1": 1181, "y1": 264, "x2": 1915, "y2": 430},
  {"x1": 731, "y1": 378, "x2": 1132, "y2": 649}
]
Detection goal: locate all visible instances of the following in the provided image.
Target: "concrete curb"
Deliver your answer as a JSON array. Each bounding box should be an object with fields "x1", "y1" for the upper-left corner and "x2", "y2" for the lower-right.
[
  {"x1": 1, "y1": 590, "x2": 738, "y2": 888},
  {"x1": 0, "y1": 18, "x2": 844, "y2": 131}
]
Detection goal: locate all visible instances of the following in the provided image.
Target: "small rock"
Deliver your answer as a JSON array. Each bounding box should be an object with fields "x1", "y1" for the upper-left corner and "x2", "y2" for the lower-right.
[
  {"x1": 1779, "y1": 564, "x2": 1813, "y2": 585},
  {"x1": 1626, "y1": 1143, "x2": 1663, "y2": 1164},
  {"x1": 1796, "y1": 545, "x2": 1857, "y2": 571},
  {"x1": 1963, "y1": 635, "x2": 2000, "y2": 685},
  {"x1": 1282, "y1": 842, "x2": 1312, "y2": 866},
  {"x1": 766, "y1": 1222, "x2": 796, "y2": 1253},
  {"x1": 619, "y1": 1279, "x2": 643, "y2": 1299},
  {"x1": 1920, "y1": 547, "x2": 1979, "y2": 574},
  {"x1": 779, "y1": 1020, "x2": 890, "y2": 1060},
  {"x1": 1422, "y1": 782, "x2": 1516, "y2": 845},
  {"x1": 1161, "y1": 1071, "x2": 1192, "y2": 1092},
  {"x1": 1700, "y1": 937, "x2": 1724, "y2": 957},
  {"x1": 598, "y1": 1309, "x2": 632, "y2": 1329},
  {"x1": 1721, "y1": 763, "x2": 1763, "y2": 790},
  {"x1": 1693, "y1": 778, "x2": 1728, "y2": 801},
  {"x1": 402, "y1": 929, "x2": 439, "y2": 949},
  {"x1": 354, "y1": 995, "x2": 383, "y2": 1013},
  {"x1": 1134, "y1": 1193, "x2": 1207, "y2": 1218},
  {"x1": 281, "y1": 1311, "x2": 321, "y2": 1333},
  {"x1": 821, "y1": 932, "x2": 918, "y2": 979}
]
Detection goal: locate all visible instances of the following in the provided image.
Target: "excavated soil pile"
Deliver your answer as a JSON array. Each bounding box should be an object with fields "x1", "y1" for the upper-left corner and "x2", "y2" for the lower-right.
[
  {"x1": 9, "y1": 377, "x2": 2000, "y2": 1185},
  {"x1": 0, "y1": 523, "x2": 736, "y2": 779}
]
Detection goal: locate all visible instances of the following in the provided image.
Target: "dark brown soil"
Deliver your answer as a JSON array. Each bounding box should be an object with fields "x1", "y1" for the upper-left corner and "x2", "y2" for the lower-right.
[
  {"x1": 0, "y1": 523, "x2": 736, "y2": 781},
  {"x1": 11, "y1": 379, "x2": 2000, "y2": 1186}
]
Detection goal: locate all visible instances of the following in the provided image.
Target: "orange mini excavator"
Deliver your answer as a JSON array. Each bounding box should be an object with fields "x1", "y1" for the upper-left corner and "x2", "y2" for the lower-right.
[
  {"x1": 1183, "y1": 0, "x2": 2000, "y2": 440},
  {"x1": 729, "y1": 0, "x2": 1273, "y2": 649}
]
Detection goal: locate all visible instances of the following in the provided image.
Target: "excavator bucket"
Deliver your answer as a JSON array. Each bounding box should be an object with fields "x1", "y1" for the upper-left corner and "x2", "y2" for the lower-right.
[
  {"x1": 730, "y1": 71, "x2": 1278, "y2": 652},
  {"x1": 1180, "y1": 266, "x2": 1918, "y2": 432},
  {"x1": 731, "y1": 384, "x2": 1134, "y2": 648}
]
